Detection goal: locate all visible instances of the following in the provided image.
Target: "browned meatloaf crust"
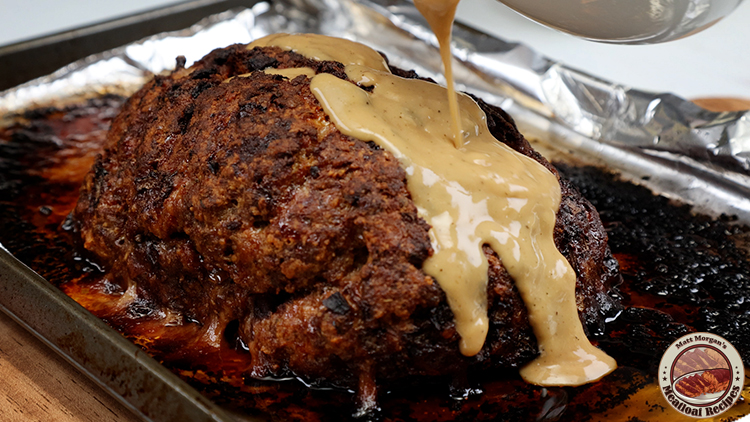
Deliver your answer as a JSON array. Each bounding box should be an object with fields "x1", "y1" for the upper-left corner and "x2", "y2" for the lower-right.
[{"x1": 73, "y1": 44, "x2": 621, "y2": 392}]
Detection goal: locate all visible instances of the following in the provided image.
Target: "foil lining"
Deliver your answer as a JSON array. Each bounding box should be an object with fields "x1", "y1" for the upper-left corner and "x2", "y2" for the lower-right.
[{"x1": 1, "y1": 0, "x2": 749, "y2": 222}]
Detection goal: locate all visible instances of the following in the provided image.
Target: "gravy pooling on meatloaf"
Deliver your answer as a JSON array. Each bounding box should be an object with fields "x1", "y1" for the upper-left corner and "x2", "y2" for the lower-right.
[
  {"x1": 74, "y1": 36, "x2": 621, "y2": 403},
  {"x1": 251, "y1": 33, "x2": 616, "y2": 386}
]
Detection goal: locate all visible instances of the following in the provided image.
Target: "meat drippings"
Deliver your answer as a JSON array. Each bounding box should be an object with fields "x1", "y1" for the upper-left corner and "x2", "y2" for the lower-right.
[{"x1": 248, "y1": 34, "x2": 616, "y2": 386}]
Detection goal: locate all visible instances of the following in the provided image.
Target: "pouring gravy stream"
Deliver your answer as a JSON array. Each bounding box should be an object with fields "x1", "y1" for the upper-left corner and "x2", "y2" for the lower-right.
[{"x1": 413, "y1": 0, "x2": 463, "y2": 148}]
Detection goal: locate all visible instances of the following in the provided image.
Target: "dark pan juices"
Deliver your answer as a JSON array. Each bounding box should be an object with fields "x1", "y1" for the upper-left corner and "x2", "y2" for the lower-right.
[{"x1": 1, "y1": 96, "x2": 749, "y2": 421}]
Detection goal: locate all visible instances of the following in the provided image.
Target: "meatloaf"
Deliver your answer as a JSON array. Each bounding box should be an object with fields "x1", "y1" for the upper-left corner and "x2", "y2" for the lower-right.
[{"x1": 73, "y1": 42, "x2": 622, "y2": 401}]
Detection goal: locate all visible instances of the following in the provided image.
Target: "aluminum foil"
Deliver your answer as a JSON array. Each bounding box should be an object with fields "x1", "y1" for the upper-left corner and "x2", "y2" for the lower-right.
[{"x1": 1, "y1": 0, "x2": 749, "y2": 222}]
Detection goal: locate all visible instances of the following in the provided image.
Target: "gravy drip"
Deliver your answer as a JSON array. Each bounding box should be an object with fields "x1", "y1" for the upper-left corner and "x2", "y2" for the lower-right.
[
  {"x1": 228, "y1": 67, "x2": 317, "y2": 82},
  {"x1": 413, "y1": 0, "x2": 462, "y2": 148},
  {"x1": 248, "y1": 33, "x2": 616, "y2": 385},
  {"x1": 263, "y1": 67, "x2": 317, "y2": 79}
]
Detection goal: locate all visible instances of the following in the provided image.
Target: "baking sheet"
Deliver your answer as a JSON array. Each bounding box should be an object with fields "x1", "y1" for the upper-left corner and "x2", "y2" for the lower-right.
[
  {"x1": 0, "y1": 248, "x2": 239, "y2": 422},
  {"x1": 0, "y1": 0, "x2": 266, "y2": 92},
  {"x1": 1, "y1": 0, "x2": 749, "y2": 420}
]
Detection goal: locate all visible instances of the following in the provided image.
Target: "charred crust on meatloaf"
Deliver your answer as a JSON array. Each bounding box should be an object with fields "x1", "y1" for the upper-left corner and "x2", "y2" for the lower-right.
[{"x1": 74, "y1": 44, "x2": 622, "y2": 390}]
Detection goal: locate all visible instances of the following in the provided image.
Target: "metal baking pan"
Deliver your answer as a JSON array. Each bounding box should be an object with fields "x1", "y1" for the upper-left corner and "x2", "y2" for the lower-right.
[
  {"x1": 1, "y1": 0, "x2": 749, "y2": 420},
  {"x1": 0, "y1": 2, "x2": 263, "y2": 420},
  {"x1": 0, "y1": 248, "x2": 237, "y2": 422},
  {"x1": 0, "y1": 0, "x2": 260, "y2": 91}
]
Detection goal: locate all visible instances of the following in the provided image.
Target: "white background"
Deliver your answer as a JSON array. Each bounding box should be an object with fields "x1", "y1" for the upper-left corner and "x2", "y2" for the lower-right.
[{"x1": 1, "y1": 0, "x2": 750, "y2": 99}]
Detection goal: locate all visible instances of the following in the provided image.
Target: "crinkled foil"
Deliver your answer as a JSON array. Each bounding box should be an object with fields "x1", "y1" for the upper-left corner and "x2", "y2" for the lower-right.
[{"x1": 1, "y1": 0, "x2": 749, "y2": 222}]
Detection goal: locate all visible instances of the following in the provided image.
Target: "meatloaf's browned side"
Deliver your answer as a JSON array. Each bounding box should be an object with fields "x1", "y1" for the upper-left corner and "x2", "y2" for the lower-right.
[{"x1": 73, "y1": 44, "x2": 621, "y2": 395}]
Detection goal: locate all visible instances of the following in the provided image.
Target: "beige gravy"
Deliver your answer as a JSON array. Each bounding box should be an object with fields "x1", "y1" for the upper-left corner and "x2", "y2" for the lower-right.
[
  {"x1": 250, "y1": 33, "x2": 389, "y2": 72},
  {"x1": 263, "y1": 67, "x2": 316, "y2": 79},
  {"x1": 248, "y1": 33, "x2": 616, "y2": 386},
  {"x1": 228, "y1": 67, "x2": 317, "y2": 82},
  {"x1": 413, "y1": 0, "x2": 462, "y2": 147}
]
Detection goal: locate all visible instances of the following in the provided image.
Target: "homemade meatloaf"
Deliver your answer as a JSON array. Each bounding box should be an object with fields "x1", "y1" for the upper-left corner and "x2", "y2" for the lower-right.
[{"x1": 73, "y1": 43, "x2": 621, "y2": 397}]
